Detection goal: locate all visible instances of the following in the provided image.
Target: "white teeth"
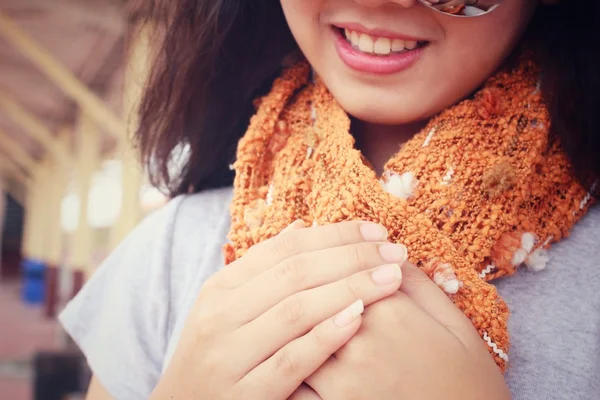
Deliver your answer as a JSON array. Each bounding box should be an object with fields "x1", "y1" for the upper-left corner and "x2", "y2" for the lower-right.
[
  {"x1": 391, "y1": 39, "x2": 405, "y2": 52},
  {"x1": 358, "y1": 34, "x2": 374, "y2": 52},
  {"x1": 342, "y1": 29, "x2": 422, "y2": 55},
  {"x1": 350, "y1": 31, "x2": 360, "y2": 47},
  {"x1": 374, "y1": 37, "x2": 391, "y2": 55},
  {"x1": 404, "y1": 40, "x2": 417, "y2": 50}
]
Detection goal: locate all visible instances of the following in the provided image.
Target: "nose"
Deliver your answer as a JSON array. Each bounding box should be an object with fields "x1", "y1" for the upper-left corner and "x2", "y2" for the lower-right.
[{"x1": 353, "y1": 0, "x2": 420, "y2": 8}]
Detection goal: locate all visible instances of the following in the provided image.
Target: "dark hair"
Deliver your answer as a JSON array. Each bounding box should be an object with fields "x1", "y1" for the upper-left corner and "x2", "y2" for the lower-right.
[{"x1": 131, "y1": 1, "x2": 600, "y2": 197}]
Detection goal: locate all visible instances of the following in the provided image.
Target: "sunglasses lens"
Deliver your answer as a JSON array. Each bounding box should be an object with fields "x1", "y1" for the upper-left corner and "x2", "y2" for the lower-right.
[{"x1": 419, "y1": 0, "x2": 503, "y2": 17}]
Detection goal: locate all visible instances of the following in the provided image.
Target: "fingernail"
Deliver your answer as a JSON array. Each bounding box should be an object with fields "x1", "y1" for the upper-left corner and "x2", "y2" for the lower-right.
[
  {"x1": 333, "y1": 299, "x2": 364, "y2": 327},
  {"x1": 280, "y1": 219, "x2": 305, "y2": 235},
  {"x1": 371, "y1": 264, "x2": 402, "y2": 285},
  {"x1": 378, "y1": 243, "x2": 408, "y2": 263},
  {"x1": 360, "y1": 223, "x2": 388, "y2": 241}
]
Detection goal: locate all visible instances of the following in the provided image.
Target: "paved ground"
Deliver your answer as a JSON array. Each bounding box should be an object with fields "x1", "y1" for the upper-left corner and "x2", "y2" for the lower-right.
[{"x1": 0, "y1": 280, "x2": 62, "y2": 400}]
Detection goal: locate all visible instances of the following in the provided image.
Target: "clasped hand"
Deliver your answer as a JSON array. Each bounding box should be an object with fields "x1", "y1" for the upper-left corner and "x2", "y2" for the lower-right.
[
  {"x1": 290, "y1": 263, "x2": 510, "y2": 400},
  {"x1": 150, "y1": 220, "x2": 509, "y2": 400}
]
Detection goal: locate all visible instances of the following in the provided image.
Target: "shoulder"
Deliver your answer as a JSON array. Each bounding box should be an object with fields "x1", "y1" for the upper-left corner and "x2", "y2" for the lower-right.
[
  {"x1": 167, "y1": 187, "x2": 233, "y2": 284},
  {"x1": 120, "y1": 186, "x2": 233, "y2": 277},
  {"x1": 166, "y1": 187, "x2": 233, "y2": 324},
  {"x1": 133, "y1": 185, "x2": 233, "y2": 230},
  {"x1": 89, "y1": 186, "x2": 233, "y2": 283},
  {"x1": 176, "y1": 186, "x2": 234, "y2": 220},
  {"x1": 128, "y1": 186, "x2": 233, "y2": 246},
  {"x1": 122, "y1": 185, "x2": 234, "y2": 299},
  {"x1": 498, "y1": 205, "x2": 600, "y2": 399},
  {"x1": 170, "y1": 186, "x2": 233, "y2": 252}
]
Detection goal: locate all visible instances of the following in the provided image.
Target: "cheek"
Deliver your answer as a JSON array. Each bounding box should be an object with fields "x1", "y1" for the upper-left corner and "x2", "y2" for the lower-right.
[
  {"x1": 280, "y1": 0, "x2": 325, "y2": 49},
  {"x1": 434, "y1": 4, "x2": 537, "y2": 90},
  {"x1": 435, "y1": 26, "x2": 516, "y2": 90},
  {"x1": 446, "y1": 4, "x2": 534, "y2": 59}
]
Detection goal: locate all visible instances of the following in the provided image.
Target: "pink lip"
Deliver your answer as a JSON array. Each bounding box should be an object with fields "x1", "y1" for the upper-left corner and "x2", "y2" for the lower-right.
[{"x1": 332, "y1": 27, "x2": 425, "y2": 75}]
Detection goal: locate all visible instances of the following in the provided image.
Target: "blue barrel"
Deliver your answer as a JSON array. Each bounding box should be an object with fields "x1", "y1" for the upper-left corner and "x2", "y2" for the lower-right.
[{"x1": 22, "y1": 259, "x2": 46, "y2": 305}]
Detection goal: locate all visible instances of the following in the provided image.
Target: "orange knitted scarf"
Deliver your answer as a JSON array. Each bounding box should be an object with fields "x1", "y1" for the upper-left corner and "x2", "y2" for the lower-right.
[{"x1": 223, "y1": 57, "x2": 594, "y2": 371}]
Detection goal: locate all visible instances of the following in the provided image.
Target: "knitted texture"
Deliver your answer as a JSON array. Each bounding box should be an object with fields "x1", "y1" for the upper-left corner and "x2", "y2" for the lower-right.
[{"x1": 223, "y1": 57, "x2": 594, "y2": 371}]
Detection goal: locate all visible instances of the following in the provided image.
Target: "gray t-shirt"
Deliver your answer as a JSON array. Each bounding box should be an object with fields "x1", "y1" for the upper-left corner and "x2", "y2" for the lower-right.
[{"x1": 59, "y1": 187, "x2": 600, "y2": 400}]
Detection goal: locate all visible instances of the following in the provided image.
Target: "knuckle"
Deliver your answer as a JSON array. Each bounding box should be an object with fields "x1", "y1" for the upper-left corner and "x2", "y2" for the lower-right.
[
  {"x1": 311, "y1": 323, "x2": 335, "y2": 351},
  {"x1": 194, "y1": 310, "x2": 220, "y2": 339},
  {"x1": 276, "y1": 295, "x2": 305, "y2": 326},
  {"x1": 346, "y1": 243, "x2": 369, "y2": 268},
  {"x1": 195, "y1": 326, "x2": 215, "y2": 342},
  {"x1": 331, "y1": 222, "x2": 348, "y2": 245},
  {"x1": 201, "y1": 275, "x2": 220, "y2": 293},
  {"x1": 343, "y1": 274, "x2": 363, "y2": 301},
  {"x1": 404, "y1": 262, "x2": 432, "y2": 283},
  {"x1": 272, "y1": 234, "x2": 301, "y2": 258},
  {"x1": 275, "y1": 255, "x2": 307, "y2": 287},
  {"x1": 196, "y1": 281, "x2": 231, "y2": 318},
  {"x1": 272, "y1": 348, "x2": 298, "y2": 377},
  {"x1": 194, "y1": 297, "x2": 237, "y2": 338},
  {"x1": 201, "y1": 274, "x2": 230, "y2": 293}
]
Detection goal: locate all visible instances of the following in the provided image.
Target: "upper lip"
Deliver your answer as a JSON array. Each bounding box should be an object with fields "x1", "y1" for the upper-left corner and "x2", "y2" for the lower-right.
[{"x1": 332, "y1": 22, "x2": 428, "y2": 42}]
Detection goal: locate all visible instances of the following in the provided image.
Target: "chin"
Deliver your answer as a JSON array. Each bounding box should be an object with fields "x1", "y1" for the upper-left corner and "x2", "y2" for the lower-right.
[{"x1": 338, "y1": 98, "x2": 433, "y2": 126}]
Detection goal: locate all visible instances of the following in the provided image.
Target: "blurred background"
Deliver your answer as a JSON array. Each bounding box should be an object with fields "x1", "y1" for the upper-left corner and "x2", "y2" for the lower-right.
[{"x1": 0, "y1": 1, "x2": 163, "y2": 398}]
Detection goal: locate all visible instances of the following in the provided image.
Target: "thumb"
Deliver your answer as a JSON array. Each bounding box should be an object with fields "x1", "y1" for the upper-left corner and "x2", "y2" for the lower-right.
[{"x1": 400, "y1": 262, "x2": 478, "y2": 341}]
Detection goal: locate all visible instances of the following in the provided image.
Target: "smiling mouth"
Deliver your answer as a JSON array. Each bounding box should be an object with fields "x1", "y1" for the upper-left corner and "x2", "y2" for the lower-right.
[{"x1": 335, "y1": 27, "x2": 429, "y2": 56}]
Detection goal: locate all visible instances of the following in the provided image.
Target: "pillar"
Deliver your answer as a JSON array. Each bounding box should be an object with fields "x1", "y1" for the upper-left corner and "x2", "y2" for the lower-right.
[
  {"x1": 108, "y1": 142, "x2": 142, "y2": 251},
  {"x1": 21, "y1": 170, "x2": 37, "y2": 261},
  {"x1": 69, "y1": 113, "x2": 100, "y2": 296},
  {"x1": 42, "y1": 133, "x2": 69, "y2": 317},
  {"x1": 30, "y1": 160, "x2": 51, "y2": 262},
  {"x1": 19, "y1": 159, "x2": 51, "y2": 309}
]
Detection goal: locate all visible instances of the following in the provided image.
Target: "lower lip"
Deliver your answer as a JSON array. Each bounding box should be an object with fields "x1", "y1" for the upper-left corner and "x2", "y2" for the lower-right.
[{"x1": 332, "y1": 28, "x2": 425, "y2": 75}]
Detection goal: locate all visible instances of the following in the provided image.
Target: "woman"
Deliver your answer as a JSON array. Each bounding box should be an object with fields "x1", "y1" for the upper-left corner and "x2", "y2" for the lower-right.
[{"x1": 60, "y1": 0, "x2": 600, "y2": 399}]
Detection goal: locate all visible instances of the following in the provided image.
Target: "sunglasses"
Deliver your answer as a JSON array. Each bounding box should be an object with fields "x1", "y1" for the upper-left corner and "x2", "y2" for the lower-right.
[{"x1": 419, "y1": 0, "x2": 503, "y2": 17}]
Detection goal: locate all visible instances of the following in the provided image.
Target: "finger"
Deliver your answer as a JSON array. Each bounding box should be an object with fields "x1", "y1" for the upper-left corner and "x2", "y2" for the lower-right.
[
  {"x1": 237, "y1": 300, "x2": 364, "y2": 400},
  {"x1": 288, "y1": 384, "x2": 322, "y2": 400},
  {"x1": 280, "y1": 219, "x2": 307, "y2": 234},
  {"x1": 304, "y1": 293, "x2": 462, "y2": 396},
  {"x1": 234, "y1": 263, "x2": 403, "y2": 368},
  {"x1": 231, "y1": 241, "x2": 408, "y2": 323},
  {"x1": 400, "y1": 263, "x2": 478, "y2": 340},
  {"x1": 304, "y1": 356, "x2": 337, "y2": 397},
  {"x1": 217, "y1": 220, "x2": 389, "y2": 287}
]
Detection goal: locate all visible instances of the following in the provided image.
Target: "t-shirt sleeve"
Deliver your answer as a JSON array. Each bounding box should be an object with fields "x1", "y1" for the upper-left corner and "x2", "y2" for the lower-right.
[{"x1": 58, "y1": 196, "x2": 185, "y2": 400}]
